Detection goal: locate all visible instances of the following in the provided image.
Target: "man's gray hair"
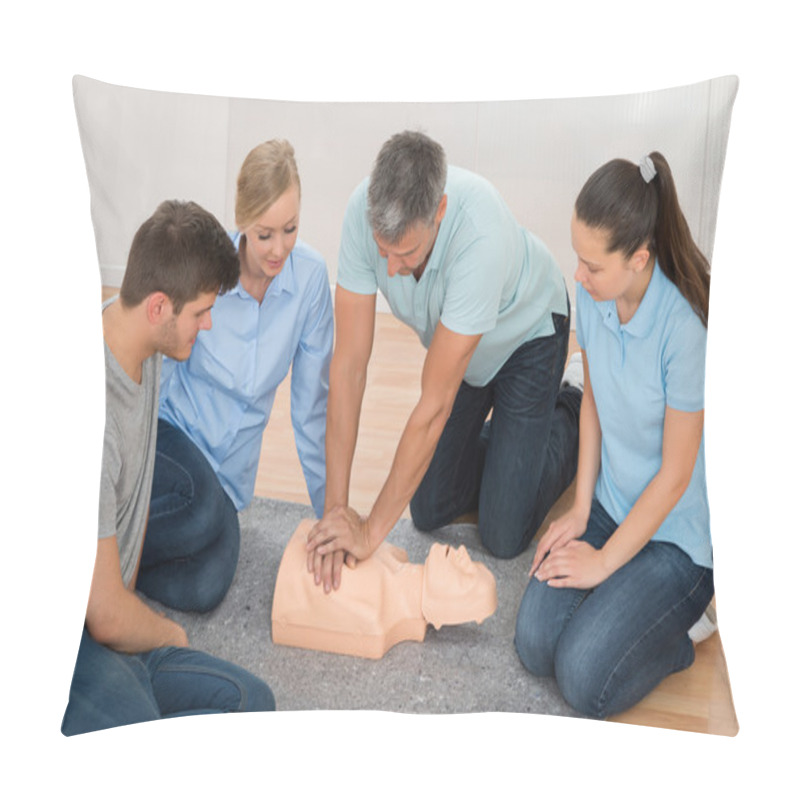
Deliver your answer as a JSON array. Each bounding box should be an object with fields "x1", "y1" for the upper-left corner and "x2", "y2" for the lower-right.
[{"x1": 367, "y1": 131, "x2": 447, "y2": 243}]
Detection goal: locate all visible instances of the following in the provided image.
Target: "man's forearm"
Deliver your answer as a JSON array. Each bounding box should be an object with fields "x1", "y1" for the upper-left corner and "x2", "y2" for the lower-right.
[
  {"x1": 86, "y1": 587, "x2": 187, "y2": 654},
  {"x1": 365, "y1": 323, "x2": 479, "y2": 545},
  {"x1": 323, "y1": 363, "x2": 367, "y2": 512},
  {"x1": 87, "y1": 536, "x2": 188, "y2": 654},
  {"x1": 366, "y1": 398, "x2": 450, "y2": 545}
]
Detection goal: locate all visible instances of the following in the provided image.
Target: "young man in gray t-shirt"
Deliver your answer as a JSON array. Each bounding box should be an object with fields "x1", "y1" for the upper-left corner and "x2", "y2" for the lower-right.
[{"x1": 62, "y1": 201, "x2": 275, "y2": 735}]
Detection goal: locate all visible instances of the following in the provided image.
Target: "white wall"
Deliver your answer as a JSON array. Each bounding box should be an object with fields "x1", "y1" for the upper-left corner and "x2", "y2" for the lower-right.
[{"x1": 73, "y1": 74, "x2": 737, "y2": 316}]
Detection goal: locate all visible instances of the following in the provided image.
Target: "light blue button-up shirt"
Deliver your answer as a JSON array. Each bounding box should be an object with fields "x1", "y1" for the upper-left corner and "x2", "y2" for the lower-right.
[
  {"x1": 576, "y1": 262, "x2": 711, "y2": 568},
  {"x1": 158, "y1": 237, "x2": 333, "y2": 516}
]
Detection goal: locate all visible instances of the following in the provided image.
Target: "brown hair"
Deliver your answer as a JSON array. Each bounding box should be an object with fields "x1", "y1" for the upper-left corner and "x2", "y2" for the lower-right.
[
  {"x1": 575, "y1": 152, "x2": 710, "y2": 326},
  {"x1": 120, "y1": 200, "x2": 239, "y2": 314},
  {"x1": 235, "y1": 139, "x2": 301, "y2": 230}
]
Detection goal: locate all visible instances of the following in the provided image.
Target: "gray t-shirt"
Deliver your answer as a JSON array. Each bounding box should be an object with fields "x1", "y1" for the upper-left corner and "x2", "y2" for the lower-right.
[{"x1": 98, "y1": 301, "x2": 161, "y2": 587}]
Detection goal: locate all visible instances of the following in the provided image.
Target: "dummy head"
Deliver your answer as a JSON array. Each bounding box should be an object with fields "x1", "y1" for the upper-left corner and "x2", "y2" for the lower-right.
[{"x1": 421, "y1": 543, "x2": 497, "y2": 629}]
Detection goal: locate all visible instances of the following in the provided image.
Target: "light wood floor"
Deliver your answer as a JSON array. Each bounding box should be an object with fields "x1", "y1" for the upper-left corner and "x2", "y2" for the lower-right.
[{"x1": 106, "y1": 287, "x2": 737, "y2": 735}]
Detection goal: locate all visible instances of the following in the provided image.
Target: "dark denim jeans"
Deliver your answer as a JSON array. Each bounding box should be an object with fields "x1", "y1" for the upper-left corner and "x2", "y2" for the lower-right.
[
  {"x1": 514, "y1": 499, "x2": 714, "y2": 719},
  {"x1": 410, "y1": 311, "x2": 580, "y2": 558},
  {"x1": 136, "y1": 419, "x2": 240, "y2": 613},
  {"x1": 61, "y1": 628, "x2": 275, "y2": 735}
]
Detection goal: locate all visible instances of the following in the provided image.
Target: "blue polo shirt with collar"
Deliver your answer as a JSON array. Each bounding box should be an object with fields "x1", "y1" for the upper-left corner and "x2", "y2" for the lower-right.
[
  {"x1": 337, "y1": 166, "x2": 568, "y2": 387},
  {"x1": 576, "y1": 262, "x2": 712, "y2": 568}
]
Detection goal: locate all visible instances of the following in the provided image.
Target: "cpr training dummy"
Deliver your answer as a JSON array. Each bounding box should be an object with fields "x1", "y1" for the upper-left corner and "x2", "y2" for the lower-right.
[{"x1": 272, "y1": 520, "x2": 498, "y2": 659}]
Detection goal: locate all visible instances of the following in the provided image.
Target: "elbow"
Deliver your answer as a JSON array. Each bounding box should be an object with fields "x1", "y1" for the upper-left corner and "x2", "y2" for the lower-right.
[
  {"x1": 660, "y1": 468, "x2": 694, "y2": 507},
  {"x1": 431, "y1": 401, "x2": 454, "y2": 435},
  {"x1": 415, "y1": 396, "x2": 454, "y2": 442},
  {"x1": 330, "y1": 358, "x2": 367, "y2": 395},
  {"x1": 84, "y1": 599, "x2": 122, "y2": 648}
]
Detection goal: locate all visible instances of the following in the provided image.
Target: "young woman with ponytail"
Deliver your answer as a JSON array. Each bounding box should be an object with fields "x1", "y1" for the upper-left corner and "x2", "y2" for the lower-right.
[{"x1": 514, "y1": 152, "x2": 716, "y2": 719}]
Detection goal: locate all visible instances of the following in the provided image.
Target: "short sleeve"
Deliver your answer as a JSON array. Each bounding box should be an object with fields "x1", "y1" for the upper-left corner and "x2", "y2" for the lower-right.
[
  {"x1": 97, "y1": 426, "x2": 120, "y2": 540},
  {"x1": 663, "y1": 307, "x2": 707, "y2": 412},
  {"x1": 439, "y1": 237, "x2": 503, "y2": 336},
  {"x1": 336, "y1": 180, "x2": 379, "y2": 296}
]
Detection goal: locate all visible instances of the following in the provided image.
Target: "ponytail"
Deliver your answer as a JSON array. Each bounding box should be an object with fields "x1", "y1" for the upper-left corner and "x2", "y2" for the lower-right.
[
  {"x1": 648, "y1": 152, "x2": 710, "y2": 327},
  {"x1": 575, "y1": 152, "x2": 710, "y2": 327}
]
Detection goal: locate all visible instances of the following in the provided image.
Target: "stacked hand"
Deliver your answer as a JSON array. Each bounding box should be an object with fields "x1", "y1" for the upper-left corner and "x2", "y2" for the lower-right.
[{"x1": 306, "y1": 506, "x2": 376, "y2": 593}]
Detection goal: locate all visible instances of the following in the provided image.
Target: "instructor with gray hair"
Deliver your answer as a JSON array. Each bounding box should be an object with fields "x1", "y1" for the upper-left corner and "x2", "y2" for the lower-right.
[{"x1": 306, "y1": 131, "x2": 582, "y2": 592}]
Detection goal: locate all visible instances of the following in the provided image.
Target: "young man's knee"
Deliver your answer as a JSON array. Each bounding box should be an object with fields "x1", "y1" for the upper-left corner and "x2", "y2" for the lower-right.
[
  {"x1": 187, "y1": 582, "x2": 230, "y2": 614},
  {"x1": 220, "y1": 669, "x2": 276, "y2": 713},
  {"x1": 186, "y1": 494, "x2": 240, "y2": 557},
  {"x1": 183, "y1": 546, "x2": 239, "y2": 612},
  {"x1": 242, "y1": 679, "x2": 276, "y2": 713}
]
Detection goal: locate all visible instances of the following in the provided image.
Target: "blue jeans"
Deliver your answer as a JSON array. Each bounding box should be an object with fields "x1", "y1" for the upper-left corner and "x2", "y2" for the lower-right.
[
  {"x1": 410, "y1": 311, "x2": 580, "y2": 558},
  {"x1": 514, "y1": 499, "x2": 714, "y2": 719},
  {"x1": 61, "y1": 628, "x2": 275, "y2": 735},
  {"x1": 137, "y1": 419, "x2": 240, "y2": 612}
]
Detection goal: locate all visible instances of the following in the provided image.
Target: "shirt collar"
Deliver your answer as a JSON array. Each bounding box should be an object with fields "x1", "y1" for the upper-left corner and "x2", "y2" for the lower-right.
[
  {"x1": 596, "y1": 260, "x2": 666, "y2": 339},
  {"x1": 228, "y1": 232, "x2": 297, "y2": 300},
  {"x1": 619, "y1": 259, "x2": 665, "y2": 338}
]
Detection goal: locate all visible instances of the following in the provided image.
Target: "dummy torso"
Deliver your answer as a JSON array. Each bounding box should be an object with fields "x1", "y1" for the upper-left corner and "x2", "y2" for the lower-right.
[{"x1": 272, "y1": 521, "x2": 497, "y2": 659}]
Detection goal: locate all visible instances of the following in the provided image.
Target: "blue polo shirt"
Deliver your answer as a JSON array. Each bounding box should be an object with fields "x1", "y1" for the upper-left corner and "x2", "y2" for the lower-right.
[
  {"x1": 337, "y1": 166, "x2": 567, "y2": 387},
  {"x1": 576, "y1": 262, "x2": 712, "y2": 568}
]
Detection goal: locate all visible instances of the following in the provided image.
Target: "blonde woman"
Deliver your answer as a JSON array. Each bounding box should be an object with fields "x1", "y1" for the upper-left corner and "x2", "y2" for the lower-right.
[{"x1": 137, "y1": 140, "x2": 333, "y2": 612}]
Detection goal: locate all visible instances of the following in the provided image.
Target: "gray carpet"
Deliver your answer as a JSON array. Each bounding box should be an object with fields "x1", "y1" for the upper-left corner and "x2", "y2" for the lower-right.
[{"x1": 159, "y1": 497, "x2": 580, "y2": 719}]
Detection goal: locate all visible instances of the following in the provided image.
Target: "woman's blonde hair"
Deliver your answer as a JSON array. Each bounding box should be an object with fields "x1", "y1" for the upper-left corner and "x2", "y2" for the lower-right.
[{"x1": 235, "y1": 139, "x2": 301, "y2": 230}]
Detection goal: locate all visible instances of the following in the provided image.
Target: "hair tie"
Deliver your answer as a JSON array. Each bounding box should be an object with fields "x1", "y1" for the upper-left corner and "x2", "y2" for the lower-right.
[{"x1": 639, "y1": 155, "x2": 657, "y2": 183}]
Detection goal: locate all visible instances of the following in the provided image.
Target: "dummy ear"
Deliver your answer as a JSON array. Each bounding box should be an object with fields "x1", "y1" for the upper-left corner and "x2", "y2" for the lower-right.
[{"x1": 145, "y1": 292, "x2": 174, "y2": 325}]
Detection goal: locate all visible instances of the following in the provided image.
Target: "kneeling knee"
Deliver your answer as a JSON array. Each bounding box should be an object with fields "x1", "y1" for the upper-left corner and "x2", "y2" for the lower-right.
[
  {"x1": 188, "y1": 583, "x2": 229, "y2": 614},
  {"x1": 514, "y1": 609, "x2": 553, "y2": 678},
  {"x1": 554, "y1": 656, "x2": 606, "y2": 719},
  {"x1": 514, "y1": 631, "x2": 548, "y2": 677},
  {"x1": 480, "y1": 524, "x2": 527, "y2": 559},
  {"x1": 409, "y1": 496, "x2": 438, "y2": 532},
  {"x1": 244, "y1": 679, "x2": 276, "y2": 713}
]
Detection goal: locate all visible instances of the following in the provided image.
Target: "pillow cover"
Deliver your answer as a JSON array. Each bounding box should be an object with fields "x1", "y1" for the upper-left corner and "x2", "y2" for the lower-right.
[{"x1": 69, "y1": 73, "x2": 739, "y2": 733}]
